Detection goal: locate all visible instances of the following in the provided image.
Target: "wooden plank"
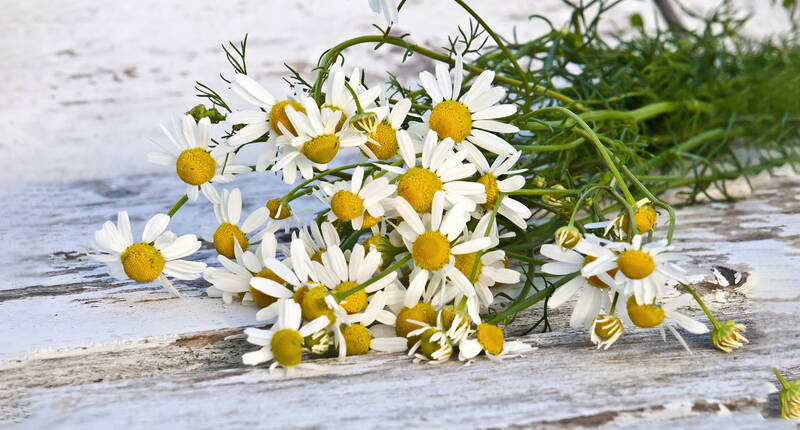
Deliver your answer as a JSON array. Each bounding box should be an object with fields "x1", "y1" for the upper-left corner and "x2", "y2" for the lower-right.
[{"x1": 1, "y1": 170, "x2": 799, "y2": 428}]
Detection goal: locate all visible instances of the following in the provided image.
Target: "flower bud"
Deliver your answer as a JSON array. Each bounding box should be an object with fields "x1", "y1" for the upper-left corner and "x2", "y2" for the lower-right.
[
  {"x1": 710, "y1": 320, "x2": 749, "y2": 353},
  {"x1": 186, "y1": 104, "x2": 226, "y2": 124},
  {"x1": 590, "y1": 314, "x2": 623, "y2": 350},
  {"x1": 266, "y1": 199, "x2": 292, "y2": 220},
  {"x1": 554, "y1": 225, "x2": 582, "y2": 249},
  {"x1": 349, "y1": 111, "x2": 379, "y2": 134},
  {"x1": 776, "y1": 370, "x2": 800, "y2": 419}
]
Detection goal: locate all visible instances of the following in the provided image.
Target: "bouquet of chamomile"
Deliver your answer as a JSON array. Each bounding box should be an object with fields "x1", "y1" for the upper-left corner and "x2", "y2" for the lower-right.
[{"x1": 90, "y1": 0, "x2": 800, "y2": 374}]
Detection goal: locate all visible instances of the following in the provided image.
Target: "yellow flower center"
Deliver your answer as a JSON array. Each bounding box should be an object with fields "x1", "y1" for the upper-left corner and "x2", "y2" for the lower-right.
[
  {"x1": 250, "y1": 269, "x2": 286, "y2": 308},
  {"x1": 292, "y1": 285, "x2": 309, "y2": 304},
  {"x1": 418, "y1": 328, "x2": 451, "y2": 360},
  {"x1": 335, "y1": 281, "x2": 368, "y2": 314},
  {"x1": 616, "y1": 250, "x2": 655, "y2": 280},
  {"x1": 271, "y1": 328, "x2": 303, "y2": 367},
  {"x1": 300, "y1": 286, "x2": 334, "y2": 324},
  {"x1": 266, "y1": 199, "x2": 291, "y2": 220},
  {"x1": 412, "y1": 231, "x2": 451, "y2": 271},
  {"x1": 340, "y1": 323, "x2": 372, "y2": 356},
  {"x1": 429, "y1": 100, "x2": 473, "y2": 142},
  {"x1": 302, "y1": 134, "x2": 340, "y2": 164},
  {"x1": 626, "y1": 296, "x2": 665, "y2": 328},
  {"x1": 476, "y1": 323, "x2": 505, "y2": 355},
  {"x1": 397, "y1": 167, "x2": 443, "y2": 212},
  {"x1": 361, "y1": 212, "x2": 381, "y2": 229},
  {"x1": 477, "y1": 173, "x2": 499, "y2": 210},
  {"x1": 330, "y1": 190, "x2": 364, "y2": 222},
  {"x1": 396, "y1": 303, "x2": 437, "y2": 346},
  {"x1": 633, "y1": 205, "x2": 657, "y2": 234},
  {"x1": 213, "y1": 222, "x2": 248, "y2": 259},
  {"x1": 309, "y1": 249, "x2": 325, "y2": 264},
  {"x1": 120, "y1": 242, "x2": 165, "y2": 283},
  {"x1": 366, "y1": 121, "x2": 399, "y2": 160},
  {"x1": 362, "y1": 234, "x2": 381, "y2": 251},
  {"x1": 454, "y1": 252, "x2": 483, "y2": 281},
  {"x1": 321, "y1": 104, "x2": 346, "y2": 132},
  {"x1": 175, "y1": 148, "x2": 216, "y2": 186},
  {"x1": 269, "y1": 100, "x2": 305, "y2": 136},
  {"x1": 582, "y1": 256, "x2": 617, "y2": 289},
  {"x1": 594, "y1": 314, "x2": 624, "y2": 340}
]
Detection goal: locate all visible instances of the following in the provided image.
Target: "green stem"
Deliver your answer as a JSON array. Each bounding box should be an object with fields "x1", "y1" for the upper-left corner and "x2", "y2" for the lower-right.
[
  {"x1": 530, "y1": 106, "x2": 636, "y2": 205},
  {"x1": 681, "y1": 283, "x2": 720, "y2": 328},
  {"x1": 775, "y1": 369, "x2": 791, "y2": 390},
  {"x1": 309, "y1": 35, "x2": 576, "y2": 107},
  {"x1": 343, "y1": 81, "x2": 364, "y2": 114},
  {"x1": 334, "y1": 254, "x2": 411, "y2": 301},
  {"x1": 469, "y1": 194, "x2": 504, "y2": 282},
  {"x1": 488, "y1": 272, "x2": 579, "y2": 324},
  {"x1": 510, "y1": 188, "x2": 580, "y2": 196},
  {"x1": 451, "y1": 0, "x2": 529, "y2": 88},
  {"x1": 167, "y1": 195, "x2": 189, "y2": 217}
]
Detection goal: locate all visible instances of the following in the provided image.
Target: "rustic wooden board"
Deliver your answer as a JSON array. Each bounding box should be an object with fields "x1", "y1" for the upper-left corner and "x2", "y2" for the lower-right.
[{"x1": 2, "y1": 168, "x2": 799, "y2": 429}]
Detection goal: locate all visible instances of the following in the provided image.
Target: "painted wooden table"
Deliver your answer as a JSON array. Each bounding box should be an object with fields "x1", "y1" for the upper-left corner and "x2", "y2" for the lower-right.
[{"x1": 1, "y1": 167, "x2": 799, "y2": 429}]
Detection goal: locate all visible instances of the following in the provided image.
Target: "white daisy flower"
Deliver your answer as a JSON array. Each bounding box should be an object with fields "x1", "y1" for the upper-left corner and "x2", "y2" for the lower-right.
[
  {"x1": 225, "y1": 73, "x2": 307, "y2": 171},
  {"x1": 321, "y1": 66, "x2": 382, "y2": 127},
  {"x1": 204, "y1": 225, "x2": 292, "y2": 306},
  {"x1": 367, "y1": 0, "x2": 398, "y2": 25},
  {"x1": 360, "y1": 98, "x2": 411, "y2": 160},
  {"x1": 585, "y1": 198, "x2": 659, "y2": 239},
  {"x1": 541, "y1": 236, "x2": 618, "y2": 329},
  {"x1": 407, "y1": 325, "x2": 453, "y2": 364},
  {"x1": 309, "y1": 244, "x2": 398, "y2": 324},
  {"x1": 206, "y1": 188, "x2": 268, "y2": 259},
  {"x1": 315, "y1": 166, "x2": 396, "y2": 230},
  {"x1": 472, "y1": 150, "x2": 532, "y2": 229},
  {"x1": 458, "y1": 323, "x2": 533, "y2": 362},
  {"x1": 90, "y1": 211, "x2": 205, "y2": 297},
  {"x1": 583, "y1": 235, "x2": 688, "y2": 306},
  {"x1": 378, "y1": 129, "x2": 486, "y2": 212},
  {"x1": 624, "y1": 294, "x2": 709, "y2": 353},
  {"x1": 272, "y1": 97, "x2": 367, "y2": 184},
  {"x1": 393, "y1": 191, "x2": 493, "y2": 308},
  {"x1": 437, "y1": 213, "x2": 520, "y2": 323},
  {"x1": 590, "y1": 313, "x2": 625, "y2": 350},
  {"x1": 242, "y1": 299, "x2": 330, "y2": 373},
  {"x1": 413, "y1": 54, "x2": 518, "y2": 157},
  {"x1": 147, "y1": 115, "x2": 248, "y2": 203},
  {"x1": 297, "y1": 221, "x2": 341, "y2": 265},
  {"x1": 334, "y1": 321, "x2": 408, "y2": 358}
]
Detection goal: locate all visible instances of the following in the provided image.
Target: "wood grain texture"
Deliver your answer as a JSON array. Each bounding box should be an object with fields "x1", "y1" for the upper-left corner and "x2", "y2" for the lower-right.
[{"x1": 1, "y1": 168, "x2": 799, "y2": 429}]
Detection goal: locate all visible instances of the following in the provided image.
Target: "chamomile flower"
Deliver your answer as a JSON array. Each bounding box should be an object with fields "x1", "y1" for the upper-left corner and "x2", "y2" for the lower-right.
[
  {"x1": 309, "y1": 244, "x2": 397, "y2": 320},
  {"x1": 367, "y1": 0, "x2": 398, "y2": 25},
  {"x1": 458, "y1": 323, "x2": 533, "y2": 362},
  {"x1": 472, "y1": 151, "x2": 532, "y2": 229},
  {"x1": 204, "y1": 226, "x2": 293, "y2": 306},
  {"x1": 322, "y1": 67, "x2": 382, "y2": 129},
  {"x1": 242, "y1": 299, "x2": 330, "y2": 374},
  {"x1": 393, "y1": 191, "x2": 493, "y2": 308},
  {"x1": 226, "y1": 74, "x2": 307, "y2": 171},
  {"x1": 90, "y1": 211, "x2": 205, "y2": 297},
  {"x1": 583, "y1": 235, "x2": 688, "y2": 306},
  {"x1": 590, "y1": 313, "x2": 624, "y2": 350},
  {"x1": 360, "y1": 98, "x2": 411, "y2": 160},
  {"x1": 541, "y1": 237, "x2": 618, "y2": 329},
  {"x1": 585, "y1": 198, "x2": 659, "y2": 239},
  {"x1": 438, "y1": 213, "x2": 520, "y2": 323},
  {"x1": 148, "y1": 115, "x2": 247, "y2": 203},
  {"x1": 624, "y1": 294, "x2": 709, "y2": 352},
  {"x1": 207, "y1": 188, "x2": 268, "y2": 259},
  {"x1": 297, "y1": 221, "x2": 341, "y2": 264},
  {"x1": 407, "y1": 325, "x2": 453, "y2": 364},
  {"x1": 315, "y1": 166, "x2": 396, "y2": 229},
  {"x1": 378, "y1": 130, "x2": 485, "y2": 212},
  {"x1": 413, "y1": 55, "x2": 518, "y2": 157},
  {"x1": 272, "y1": 97, "x2": 367, "y2": 184}
]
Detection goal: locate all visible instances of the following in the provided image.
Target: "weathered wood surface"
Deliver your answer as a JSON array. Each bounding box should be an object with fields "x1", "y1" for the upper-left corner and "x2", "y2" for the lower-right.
[{"x1": 1, "y1": 167, "x2": 799, "y2": 429}]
